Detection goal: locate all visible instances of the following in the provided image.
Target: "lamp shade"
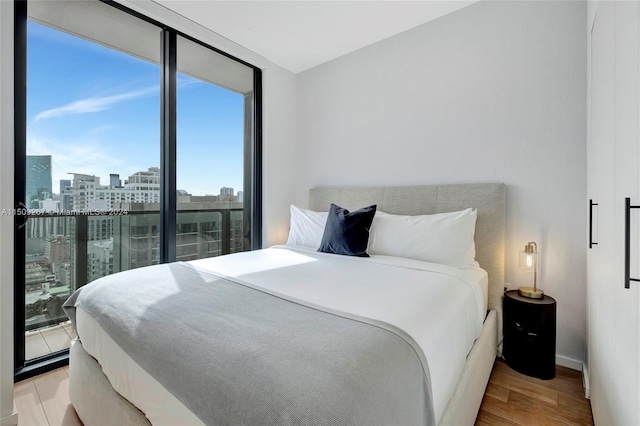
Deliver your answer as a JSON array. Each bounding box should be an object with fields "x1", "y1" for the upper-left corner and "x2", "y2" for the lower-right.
[
  {"x1": 519, "y1": 242, "x2": 537, "y2": 272},
  {"x1": 518, "y1": 241, "x2": 543, "y2": 298}
]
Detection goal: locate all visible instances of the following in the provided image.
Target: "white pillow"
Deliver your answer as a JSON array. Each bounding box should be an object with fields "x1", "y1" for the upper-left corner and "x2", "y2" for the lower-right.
[
  {"x1": 368, "y1": 208, "x2": 478, "y2": 268},
  {"x1": 286, "y1": 205, "x2": 328, "y2": 248}
]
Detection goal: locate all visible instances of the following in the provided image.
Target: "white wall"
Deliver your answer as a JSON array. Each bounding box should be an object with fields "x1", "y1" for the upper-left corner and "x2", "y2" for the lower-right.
[
  {"x1": 262, "y1": 67, "x2": 299, "y2": 246},
  {"x1": 296, "y1": 0, "x2": 587, "y2": 365},
  {"x1": 0, "y1": 1, "x2": 17, "y2": 424}
]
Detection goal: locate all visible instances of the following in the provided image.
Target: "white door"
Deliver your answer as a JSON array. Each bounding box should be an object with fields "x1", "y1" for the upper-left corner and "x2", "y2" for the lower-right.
[
  {"x1": 588, "y1": 2, "x2": 639, "y2": 424},
  {"x1": 588, "y1": 2, "x2": 614, "y2": 421},
  {"x1": 612, "y1": 2, "x2": 640, "y2": 423}
]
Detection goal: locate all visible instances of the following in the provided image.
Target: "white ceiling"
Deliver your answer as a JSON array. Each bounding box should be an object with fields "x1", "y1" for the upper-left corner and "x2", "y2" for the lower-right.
[{"x1": 153, "y1": 1, "x2": 479, "y2": 73}]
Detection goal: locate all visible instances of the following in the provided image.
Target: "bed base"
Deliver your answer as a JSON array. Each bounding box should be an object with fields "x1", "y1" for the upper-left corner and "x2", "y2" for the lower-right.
[
  {"x1": 69, "y1": 339, "x2": 150, "y2": 426},
  {"x1": 69, "y1": 310, "x2": 498, "y2": 426},
  {"x1": 439, "y1": 310, "x2": 497, "y2": 425}
]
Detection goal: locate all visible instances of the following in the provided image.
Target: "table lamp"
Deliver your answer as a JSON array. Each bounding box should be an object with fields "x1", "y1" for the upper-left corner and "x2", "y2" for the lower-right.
[{"x1": 518, "y1": 241, "x2": 543, "y2": 298}]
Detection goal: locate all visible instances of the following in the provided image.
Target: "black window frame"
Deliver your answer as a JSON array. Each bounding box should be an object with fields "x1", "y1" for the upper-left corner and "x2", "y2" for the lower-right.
[{"x1": 13, "y1": 0, "x2": 262, "y2": 381}]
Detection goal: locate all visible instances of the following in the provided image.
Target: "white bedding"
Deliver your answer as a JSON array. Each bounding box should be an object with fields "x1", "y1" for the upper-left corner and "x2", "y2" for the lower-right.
[{"x1": 75, "y1": 245, "x2": 488, "y2": 425}]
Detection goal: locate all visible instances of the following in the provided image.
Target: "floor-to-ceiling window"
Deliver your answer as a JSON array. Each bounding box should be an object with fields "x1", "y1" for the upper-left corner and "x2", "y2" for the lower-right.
[
  {"x1": 14, "y1": 0, "x2": 262, "y2": 380},
  {"x1": 175, "y1": 35, "x2": 255, "y2": 261}
]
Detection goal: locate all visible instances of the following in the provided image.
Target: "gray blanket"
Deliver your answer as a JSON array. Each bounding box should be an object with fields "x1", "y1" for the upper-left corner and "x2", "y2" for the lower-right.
[{"x1": 64, "y1": 261, "x2": 435, "y2": 425}]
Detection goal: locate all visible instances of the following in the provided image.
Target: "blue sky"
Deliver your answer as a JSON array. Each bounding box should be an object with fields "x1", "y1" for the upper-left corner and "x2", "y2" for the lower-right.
[{"x1": 27, "y1": 21, "x2": 245, "y2": 197}]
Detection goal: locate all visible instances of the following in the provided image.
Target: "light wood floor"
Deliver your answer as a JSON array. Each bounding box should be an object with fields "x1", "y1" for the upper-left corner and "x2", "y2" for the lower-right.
[
  {"x1": 477, "y1": 360, "x2": 594, "y2": 425},
  {"x1": 14, "y1": 366, "x2": 81, "y2": 426},
  {"x1": 14, "y1": 359, "x2": 592, "y2": 426}
]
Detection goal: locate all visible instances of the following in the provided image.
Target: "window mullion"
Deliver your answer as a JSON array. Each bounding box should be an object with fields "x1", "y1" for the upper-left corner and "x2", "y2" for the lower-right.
[
  {"x1": 14, "y1": 0, "x2": 28, "y2": 371},
  {"x1": 160, "y1": 29, "x2": 177, "y2": 263},
  {"x1": 252, "y1": 69, "x2": 263, "y2": 250}
]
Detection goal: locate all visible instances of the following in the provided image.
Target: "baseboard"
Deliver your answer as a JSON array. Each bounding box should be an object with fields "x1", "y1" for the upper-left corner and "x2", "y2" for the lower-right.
[
  {"x1": 555, "y1": 354, "x2": 583, "y2": 371},
  {"x1": 582, "y1": 363, "x2": 590, "y2": 399},
  {"x1": 0, "y1": 403, "x2": 18, "y2": 426},
  {"x1": 555, "y1": 356, "x2": 590, "y2": 399}
]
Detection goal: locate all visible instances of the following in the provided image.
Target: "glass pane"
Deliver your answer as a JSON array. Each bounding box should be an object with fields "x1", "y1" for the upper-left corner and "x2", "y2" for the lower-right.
[
  {"x1": 176, "y1": 35, "x2": 254, "y2": 260},
  {"x1": 25, "y1": 2, "x2": 160, "y2": 360},
  {"x1": 113, "y1": 212, "x2": 160, "y2": 270}
]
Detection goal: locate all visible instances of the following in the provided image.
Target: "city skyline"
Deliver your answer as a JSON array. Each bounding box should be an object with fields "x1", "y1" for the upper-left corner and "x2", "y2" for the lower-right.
[
  {"x1": 24, "y1": 154, "x2": 238, "y2": 200},
  {"x1": 26, "y1": 20, "x2": 245, "y2": 198}
]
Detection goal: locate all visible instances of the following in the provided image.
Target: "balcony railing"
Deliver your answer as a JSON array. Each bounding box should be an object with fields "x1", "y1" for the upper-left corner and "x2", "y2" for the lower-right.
[{"x1": 24, "y1": 207, "x2": 244, "y2": 335}]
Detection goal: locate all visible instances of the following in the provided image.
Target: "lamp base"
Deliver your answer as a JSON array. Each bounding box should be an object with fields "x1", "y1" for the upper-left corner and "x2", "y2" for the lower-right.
[{"x1": 518, "y1": 286, "x2": 544, "y2": 299}]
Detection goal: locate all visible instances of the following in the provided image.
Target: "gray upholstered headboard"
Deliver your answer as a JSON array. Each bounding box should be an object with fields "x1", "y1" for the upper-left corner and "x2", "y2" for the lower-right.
[{"x1": 309, "y1": 183, "x2": 506, "y2": 314}]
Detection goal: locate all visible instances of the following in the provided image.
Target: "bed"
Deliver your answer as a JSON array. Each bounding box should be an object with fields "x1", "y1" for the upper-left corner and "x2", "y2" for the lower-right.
[{"x1": 65, "y1": 183, "x2": 506, "y2": 426}]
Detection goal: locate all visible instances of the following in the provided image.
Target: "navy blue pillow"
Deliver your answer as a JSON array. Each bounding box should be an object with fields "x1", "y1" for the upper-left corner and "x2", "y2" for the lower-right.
[{"x1": 318, "y1": 203, "x2": 377, "y2": 257}]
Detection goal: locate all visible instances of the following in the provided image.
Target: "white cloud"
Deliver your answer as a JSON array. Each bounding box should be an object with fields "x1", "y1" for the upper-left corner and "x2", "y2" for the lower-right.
[
  {"x1": 27, "y1": 131, "x2": 125, "y2": 191},
  {"x1": 33, "y1": 86, "x2": 157, "y2": 122}
]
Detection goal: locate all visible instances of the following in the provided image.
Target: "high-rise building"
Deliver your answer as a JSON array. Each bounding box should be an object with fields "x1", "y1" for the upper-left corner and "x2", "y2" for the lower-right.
[
  {"x1": 59, "y1": 179, "x2": 71, "y2": 196},
  {"x1": 59, "y1": 179, "x2": 72, "y2": 211},
  {"x1": 26, "y1": 155, "x2": 52, "y2": 209},
  {"x1": 110, "y1": 174, "x2": 122, "y2": 188},
  {"x1": 87, "y1": 239, "x2": 113, "y2": 282},
  {"x1": 26, "y1": 216, "x2": 71, "y2": 241},
  {"x1": 237, "y1": 191, "x2": 243, "y2": 203},
  {"x1": 220, "y1": 187, "x2": 234, "y2": 196},
  {"x1": 45, "y1": 236, "x2": 71, "y2": 264},
  {"x1": 68, "y1": 173, "x2": 100, "y2": 211},
  {"x1": 69, "y1": 168, "x2": 160, "y2": 211}
]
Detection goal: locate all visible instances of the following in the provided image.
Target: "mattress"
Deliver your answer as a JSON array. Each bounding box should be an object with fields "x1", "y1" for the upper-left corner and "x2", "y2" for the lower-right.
[{"x1": 74, "y1": 245, "x2": 488, "y2": 425}]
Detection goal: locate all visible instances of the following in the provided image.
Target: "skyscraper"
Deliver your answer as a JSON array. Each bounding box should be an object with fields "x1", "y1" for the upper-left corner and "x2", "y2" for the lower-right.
[
  {"x1": 60, "y1": 179, "x2": 72, "y2": 212},
  {"x1": 110, "y1": 174, "x2": 122, "y2": 188},
  {"x1": 220, "y1": 187, "x2": 234, "y2": 196},
  {"x1": 59, "y1": 179, "x2": 71, "y2": 196},
  {"x1": 26, "y1": 155, "x2": 52, "y2": 209}
]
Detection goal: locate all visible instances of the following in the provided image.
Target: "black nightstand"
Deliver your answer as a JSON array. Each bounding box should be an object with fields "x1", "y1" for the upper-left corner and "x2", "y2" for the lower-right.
[{"x1": 503, "y1": 290, "x2": 556, "y2": 380}]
